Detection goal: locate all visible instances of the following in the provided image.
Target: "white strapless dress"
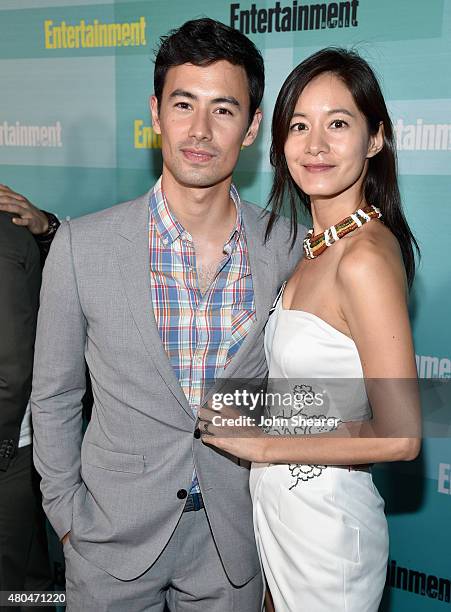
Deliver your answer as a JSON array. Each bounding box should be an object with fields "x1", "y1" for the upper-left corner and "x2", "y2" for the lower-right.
[{"x1": 250, "y1": 286, "x2": 389, "y2": 612}]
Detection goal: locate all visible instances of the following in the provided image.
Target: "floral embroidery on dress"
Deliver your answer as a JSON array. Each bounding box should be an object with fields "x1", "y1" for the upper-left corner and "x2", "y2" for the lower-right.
[
  {"x1": 287, "y1": 384, "x2": 340, "y2": 489},
  {"x1": 288, "y1": 463, "x2": 327, "y2": 489},
  {"x1": 262, "y1": 380, "x2": 343, "y2": 488}
]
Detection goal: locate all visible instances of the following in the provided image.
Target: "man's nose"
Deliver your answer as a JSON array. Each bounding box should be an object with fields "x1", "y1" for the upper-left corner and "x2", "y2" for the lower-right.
[{"x1": 188, "y1": 110, "x2": 213, "y2": 141}]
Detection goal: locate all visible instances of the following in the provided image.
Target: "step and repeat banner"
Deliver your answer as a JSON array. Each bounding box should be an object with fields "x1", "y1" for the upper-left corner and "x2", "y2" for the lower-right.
[{"x1": 1, "y1": 0, "x2": 450, "y2": 609}]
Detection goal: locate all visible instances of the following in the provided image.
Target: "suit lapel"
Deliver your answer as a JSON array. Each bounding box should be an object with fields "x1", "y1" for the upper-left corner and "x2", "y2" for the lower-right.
[{"x1": 114, "y1": 193, "x2": 194, "y2": 420}]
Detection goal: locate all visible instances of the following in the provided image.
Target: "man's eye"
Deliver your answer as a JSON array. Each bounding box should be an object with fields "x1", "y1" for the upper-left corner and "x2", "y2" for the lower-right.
[
  {"x1": 331, "y1": 119, "x2": 348, "y2": 128},
  {"x1": 215, "y1": 108, "x2": 233, "y2": 115},
  {"x1": 289, "y1": 123, "x2": 307, "y2": 131},
  {"x1": 175, "y1": 102, "x2": 190, "y2": 110}
]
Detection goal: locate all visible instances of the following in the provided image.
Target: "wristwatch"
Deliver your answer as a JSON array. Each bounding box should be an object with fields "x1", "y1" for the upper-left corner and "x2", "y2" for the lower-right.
[
  {"x1": 34, "y1": 211, "x2": 61, "y2": 262},
  {"x1": 36, "y1": 211, "x2": 60, "y2": 240}
]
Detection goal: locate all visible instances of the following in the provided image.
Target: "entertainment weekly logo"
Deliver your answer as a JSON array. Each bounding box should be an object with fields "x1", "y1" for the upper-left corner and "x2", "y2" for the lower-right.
[
  {"x1": 394, "y1": 118, "x2": 451, "y2": 151},
  {"x1": 416, "y1": 354, "x2": 451, "y2": 379},
  {"x1": 43, "y1": 16, "x2": 147, "y2": 50},
  {"x1": 0, "y1": 121, "x2": 62, "y2": 147},
  {"x1": 417, "y1": 352, "x2": 451, "y2": 499},
  {"x1": 387, "y1": 559, "x2": 450, "y2": 603},
  {"x1": 230, "y1": 0, "x2": 360, "y2": 34},
  {"x1": 438, "y1": 463, "x2": 451, "y2": 497}
]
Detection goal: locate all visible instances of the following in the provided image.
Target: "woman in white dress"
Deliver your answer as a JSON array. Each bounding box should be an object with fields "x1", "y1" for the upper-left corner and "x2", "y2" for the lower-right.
[{"x1": 200, "y1": 48, "x2": 421, "y2": 611}]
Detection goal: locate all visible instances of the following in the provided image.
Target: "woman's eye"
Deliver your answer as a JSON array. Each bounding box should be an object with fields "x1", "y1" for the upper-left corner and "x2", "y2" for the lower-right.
[{"x1": 290, "y1": 122, "x2": 307, "y2": 131}]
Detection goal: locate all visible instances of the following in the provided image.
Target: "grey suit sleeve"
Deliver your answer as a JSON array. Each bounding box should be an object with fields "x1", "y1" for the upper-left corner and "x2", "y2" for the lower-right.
[
  {"x1": 283, "y1": 221, "x2": 307, "y2": 278},
  {"x1": 31, "y1": 221, "x2": 86, "y2": 539}
]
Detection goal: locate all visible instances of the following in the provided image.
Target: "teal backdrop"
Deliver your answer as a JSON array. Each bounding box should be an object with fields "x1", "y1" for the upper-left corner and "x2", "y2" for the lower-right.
[{"x1": 1, "y1": 1, "x2": 450, "y2": 609}]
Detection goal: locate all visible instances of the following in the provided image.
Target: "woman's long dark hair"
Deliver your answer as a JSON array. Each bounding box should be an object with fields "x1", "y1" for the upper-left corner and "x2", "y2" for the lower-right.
[{"x1": 265, "y1": 47, "x2": 419, "y2": 287}]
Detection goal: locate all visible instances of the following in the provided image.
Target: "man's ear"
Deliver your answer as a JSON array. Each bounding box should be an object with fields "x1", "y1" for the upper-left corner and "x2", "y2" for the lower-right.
[
  {"x1": 150, "y1": 95, "x2": 161, "y2": 135},
  {"x1": 367, "y1": 121, "x2": 384, "y2": 158},
  {"x1": 242, "y1": 109, "x2": 263, "y2": 147}
]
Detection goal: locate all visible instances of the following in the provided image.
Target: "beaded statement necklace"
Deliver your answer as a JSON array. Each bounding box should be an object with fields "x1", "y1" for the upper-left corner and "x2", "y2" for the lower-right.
[{"x1": 303, "y1": 204, "x2": 382, "y2": 260}]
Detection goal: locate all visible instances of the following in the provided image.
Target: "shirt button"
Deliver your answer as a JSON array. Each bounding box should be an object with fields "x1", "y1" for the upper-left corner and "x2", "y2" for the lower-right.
[
  {"x1": 177, "y1": 489, "x2": 188, "y2": 499},
  {"x1": 162, "y1": 238, "x2": 168, "y2": 245},
  {"x1": 194, "y1": 428, "x2": 201, "y2": 439}
]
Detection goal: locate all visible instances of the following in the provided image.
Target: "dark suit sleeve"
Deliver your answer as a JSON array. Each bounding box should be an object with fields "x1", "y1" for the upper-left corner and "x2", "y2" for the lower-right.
[
  {"x1": 34, "y1": 211, "x2": 60, "y2": 267},
  {"x1": 0, "y1": 213, "x2": 41, "y2": 445}
]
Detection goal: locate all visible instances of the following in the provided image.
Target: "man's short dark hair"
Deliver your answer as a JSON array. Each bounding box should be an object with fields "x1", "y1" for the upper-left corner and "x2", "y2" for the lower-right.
[{"x1": 154, "y1": 18, "x2": 265, "y2": 124}]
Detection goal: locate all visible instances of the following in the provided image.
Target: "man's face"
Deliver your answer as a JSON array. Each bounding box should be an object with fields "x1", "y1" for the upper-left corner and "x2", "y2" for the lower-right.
[{"x1": 150, "y1": 60, "x2": 261, "y2": 190}]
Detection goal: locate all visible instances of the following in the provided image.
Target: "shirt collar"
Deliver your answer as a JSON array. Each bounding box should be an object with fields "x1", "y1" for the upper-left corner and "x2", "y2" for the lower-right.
[
  {"x1": 149, "y1": 177, "x2": 184, "y2": 246},
  {"x1": 149, "y1": 176, "x2": 243, "y2": 248},
  {"x1": 224, "y1": 183, "x2": 243, "y2": 254}
]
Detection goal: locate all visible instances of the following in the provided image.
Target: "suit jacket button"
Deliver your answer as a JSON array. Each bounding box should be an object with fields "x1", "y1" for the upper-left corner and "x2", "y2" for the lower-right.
[
  {"x1": 193, "y1": 428, "x2": 201, "y2": 439},
  {"x1": 177, "y1": 489, "x2": 188, "y2": 499}
]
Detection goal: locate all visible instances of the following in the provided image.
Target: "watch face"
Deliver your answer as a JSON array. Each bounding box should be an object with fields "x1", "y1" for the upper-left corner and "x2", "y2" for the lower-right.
[
  {"x1": 36, "y1": 212, "x2": 60, "y2": 240},
  {"x1": 45, "y1": 212, "x2": 60, "y2": 233}
]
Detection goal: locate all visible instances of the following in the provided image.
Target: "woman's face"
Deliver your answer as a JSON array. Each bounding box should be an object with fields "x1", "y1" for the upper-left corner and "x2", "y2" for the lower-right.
[{"x1": 284, "y1": 72, "x2": 382, "y2": 202}]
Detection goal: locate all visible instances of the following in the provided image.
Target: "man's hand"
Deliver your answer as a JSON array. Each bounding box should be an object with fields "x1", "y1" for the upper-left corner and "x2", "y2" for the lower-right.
[{"x1": 0, "y1": 184, "x2": 49, "y2": 235}]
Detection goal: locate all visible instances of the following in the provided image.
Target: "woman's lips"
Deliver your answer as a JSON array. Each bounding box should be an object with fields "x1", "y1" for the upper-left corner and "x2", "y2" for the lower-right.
[
  {"x1": 303, "y1": 164, "x2": 335, "y2": 173},
  {"x1": 181, "y1": 149, "x2": 215, "y2": 163}
]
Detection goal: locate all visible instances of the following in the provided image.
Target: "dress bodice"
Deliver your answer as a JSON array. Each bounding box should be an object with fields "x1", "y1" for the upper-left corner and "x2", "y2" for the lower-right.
[{"x1": 264, "y1": 284, "x2": 372, "y2": 427}]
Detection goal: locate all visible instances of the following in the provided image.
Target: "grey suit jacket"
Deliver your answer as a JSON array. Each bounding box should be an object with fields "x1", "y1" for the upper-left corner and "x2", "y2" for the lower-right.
[{"x1": 31, "y1": 187, "x2": 304, "y2": 583}]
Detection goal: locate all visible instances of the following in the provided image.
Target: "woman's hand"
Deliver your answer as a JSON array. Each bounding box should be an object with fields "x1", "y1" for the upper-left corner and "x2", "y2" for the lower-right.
[{"x1": 198, "y1": 403, "x2": 269, "y2": 463}]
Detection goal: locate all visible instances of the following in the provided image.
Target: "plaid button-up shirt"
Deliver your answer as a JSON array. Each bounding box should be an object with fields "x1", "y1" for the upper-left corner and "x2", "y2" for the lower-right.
[{"x1": 149, "y1": 178, "x2": 255, "y2": 493}]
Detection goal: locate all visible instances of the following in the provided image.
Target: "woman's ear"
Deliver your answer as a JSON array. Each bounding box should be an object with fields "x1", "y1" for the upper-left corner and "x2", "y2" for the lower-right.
[{"x1": 367, "y1": 122, "x2": 384, "y2": 158}]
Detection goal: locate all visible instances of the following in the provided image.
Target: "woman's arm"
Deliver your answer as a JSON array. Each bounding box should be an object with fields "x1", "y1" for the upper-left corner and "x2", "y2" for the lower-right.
[{"x1": 201, "y1": 237, "x2": 421, "y2": 464}]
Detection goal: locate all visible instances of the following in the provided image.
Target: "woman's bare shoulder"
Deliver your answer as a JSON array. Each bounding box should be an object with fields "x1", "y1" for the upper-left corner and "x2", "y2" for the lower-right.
[{"x1": 337, "y1": 220, "x2": 406, "y2": 290}]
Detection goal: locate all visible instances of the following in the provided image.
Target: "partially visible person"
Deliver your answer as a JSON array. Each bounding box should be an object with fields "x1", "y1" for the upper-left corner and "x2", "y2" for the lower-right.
[
  {"x1": 0, "y1": 211, "x2": 53, "y2": 611},
  {"x1": 0, "y1": 185, "x2": 94, "y2": 422},
  {"x1": 0, "y1": 184, "x2": 60, "y2": 264},
  {"x1": 200, "y1": 48, "x2": 421, "y2": 611},
  {"x1": 0, "y1": 184, "x2": 59, "y2": 610}
]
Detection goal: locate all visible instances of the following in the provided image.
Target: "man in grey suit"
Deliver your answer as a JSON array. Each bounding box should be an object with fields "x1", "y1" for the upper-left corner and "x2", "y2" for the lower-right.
[{"x1": 32, "y1": 18, "x2": 301, "y2": 611}]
